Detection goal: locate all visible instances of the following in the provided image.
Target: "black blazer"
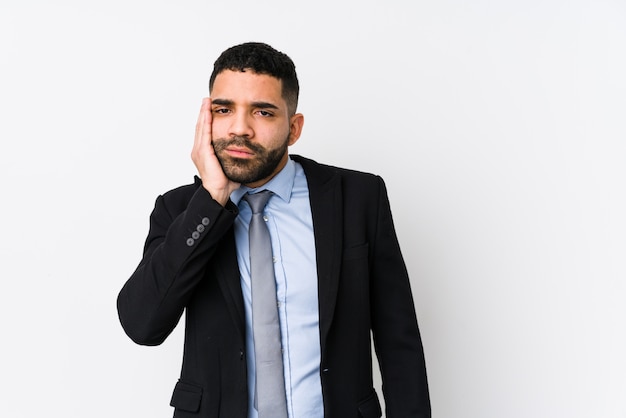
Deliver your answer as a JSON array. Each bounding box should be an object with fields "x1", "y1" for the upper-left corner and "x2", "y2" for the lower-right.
[{"x1": 117, "y1": 155, "x2": 430, "y2": 418}]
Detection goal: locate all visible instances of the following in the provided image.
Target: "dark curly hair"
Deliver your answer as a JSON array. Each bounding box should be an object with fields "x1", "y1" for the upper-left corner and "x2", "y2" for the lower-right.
[{"x1": 208, "y1": 42, "x2": 299, "y2": 115}]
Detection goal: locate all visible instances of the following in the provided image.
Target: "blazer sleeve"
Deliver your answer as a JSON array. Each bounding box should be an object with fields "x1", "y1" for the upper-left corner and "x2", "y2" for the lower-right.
[
  {"x1": 370, "y1": 176, "x2": 431, "y2": 417},
  {"x1": 117, "y1": 185, "x2": 238, "y2": 346}
]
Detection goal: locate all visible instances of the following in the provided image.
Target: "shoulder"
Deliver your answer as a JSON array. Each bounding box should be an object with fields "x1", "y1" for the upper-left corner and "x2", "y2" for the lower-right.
[
  {"x1": 156, "y1": 176, "x2": 203, "y2": 211},
  {"x1": 160, "y1": 176, "x2": 202, "y2": 198},
  {"x1": 291, "y1": 154, "x2": 382, "y2": 180},
  {"x1": 291, "y1": 154, "x2": 385, "y2": 189}
]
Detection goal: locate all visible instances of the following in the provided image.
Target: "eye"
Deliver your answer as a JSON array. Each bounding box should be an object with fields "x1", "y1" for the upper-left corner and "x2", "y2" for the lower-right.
[
  {"x1": 212, "y1": 107, "x2": 230, "y2": 114},
  {"x1": 256, "y1": 110, "x2": 274, "y2": 117}
]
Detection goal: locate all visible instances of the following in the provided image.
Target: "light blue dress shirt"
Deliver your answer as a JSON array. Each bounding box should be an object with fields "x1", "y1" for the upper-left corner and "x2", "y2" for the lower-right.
[{"x1": 231, "y1": 158, "x2": 323, "y2": 418}]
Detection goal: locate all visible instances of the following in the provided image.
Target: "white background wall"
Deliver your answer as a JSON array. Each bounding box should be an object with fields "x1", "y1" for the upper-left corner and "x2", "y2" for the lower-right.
[{"x1": 1, "y1": 1, "x2": 625, "y2": 417}]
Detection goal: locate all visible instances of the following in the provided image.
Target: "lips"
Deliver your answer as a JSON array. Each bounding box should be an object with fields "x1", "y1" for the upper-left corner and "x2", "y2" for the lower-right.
[
  {"x1": 213, "y1": 136, "x2": 263, "y2": 159},
  {"x1": 224, "y1": 146, "x2": 255, "y2": 158}
]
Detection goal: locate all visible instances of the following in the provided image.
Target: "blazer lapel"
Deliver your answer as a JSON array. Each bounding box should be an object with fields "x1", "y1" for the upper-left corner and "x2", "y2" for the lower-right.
[{"x1": 293, "y1": 155, "x2": 343, "y2": 351}]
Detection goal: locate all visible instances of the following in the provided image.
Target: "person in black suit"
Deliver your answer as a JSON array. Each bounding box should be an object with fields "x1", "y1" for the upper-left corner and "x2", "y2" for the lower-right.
[{"x1": 117, "y1": 42, "x2": 430, "y2": 418}]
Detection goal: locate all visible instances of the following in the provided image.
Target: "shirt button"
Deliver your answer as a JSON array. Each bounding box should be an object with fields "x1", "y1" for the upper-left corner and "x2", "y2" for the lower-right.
[
  {"x1": 192, "y1": 231, "x2": 200, "y2": 239},
  {"x1": 272, "y1": 257, "x2": 277, "y2": 263},
  {"x1": 201, "y1": 217, "x2": 210, "y2": 226},
  {"x1": 186, "y1": 238, "x2": 195, "y2": 246},
  {"x1": 263, "y1": 215, "x2": 268, "y2": 222},
  {"x1": 196, "y1": 224, "x2": 205, "y2": 233}
]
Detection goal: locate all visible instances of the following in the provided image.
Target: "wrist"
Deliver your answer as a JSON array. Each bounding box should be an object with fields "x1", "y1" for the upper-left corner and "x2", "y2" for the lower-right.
[{"x1": 202, "y1": 183, "x2": 233, "y2": 207}]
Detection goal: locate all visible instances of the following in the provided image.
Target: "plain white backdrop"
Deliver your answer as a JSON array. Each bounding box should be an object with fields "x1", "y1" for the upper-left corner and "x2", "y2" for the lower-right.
[{"x1": 1, "y1": 1, "x2": 625, "y2": 417}]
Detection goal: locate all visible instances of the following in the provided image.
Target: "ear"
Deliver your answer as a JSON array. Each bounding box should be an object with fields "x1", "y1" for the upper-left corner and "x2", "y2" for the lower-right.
[{"x1": 287, "y1": 113, "x2": 304, "y2": 146}]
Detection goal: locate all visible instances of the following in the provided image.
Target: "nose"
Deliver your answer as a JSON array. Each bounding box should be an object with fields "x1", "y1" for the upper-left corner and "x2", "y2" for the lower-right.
[{"x1": 228, "y1": 112, "x2": 254, "y2": 138}]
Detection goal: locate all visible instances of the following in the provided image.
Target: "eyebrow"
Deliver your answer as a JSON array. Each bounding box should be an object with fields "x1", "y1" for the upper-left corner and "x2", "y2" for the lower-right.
[{"x1": 211, "y1": 98, "x2": 280, "y2": 110}]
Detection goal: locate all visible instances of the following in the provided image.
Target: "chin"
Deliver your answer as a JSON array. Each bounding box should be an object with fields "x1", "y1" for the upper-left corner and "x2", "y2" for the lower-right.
[{"x1": 221, "y1": 160, "x2": 263, "y2": 184}]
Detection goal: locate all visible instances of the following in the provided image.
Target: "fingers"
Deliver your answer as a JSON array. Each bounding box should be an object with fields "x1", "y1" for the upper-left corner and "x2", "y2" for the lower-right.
[
  {"x1": 194, "y1": 99, "x2": 204, "y2": 147},
  {"x1": 193, "y1": 97, "x2": 213, "y2": 158},
  {"x1": 202, "y1": 97, "x2": 212, "y2": 148}
]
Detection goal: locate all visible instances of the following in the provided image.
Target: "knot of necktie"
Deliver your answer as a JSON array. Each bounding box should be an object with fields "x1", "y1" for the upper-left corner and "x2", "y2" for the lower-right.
[{"x1": 243, "y1": 190, "x2": 273, "y2": 214}]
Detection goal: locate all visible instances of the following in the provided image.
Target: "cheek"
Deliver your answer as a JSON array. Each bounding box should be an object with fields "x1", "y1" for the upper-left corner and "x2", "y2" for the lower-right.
[
  {"x1": 210, "y1": 119, "x2": 228, "y2": 139},
  {"x1": 264, "y1": 124, "x2": 291, "y2": 145}
]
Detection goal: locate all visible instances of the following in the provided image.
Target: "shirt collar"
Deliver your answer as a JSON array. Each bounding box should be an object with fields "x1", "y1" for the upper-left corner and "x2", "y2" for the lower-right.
[{"x1": 231, "y1": 157, "x2": 296, "y2": 205}]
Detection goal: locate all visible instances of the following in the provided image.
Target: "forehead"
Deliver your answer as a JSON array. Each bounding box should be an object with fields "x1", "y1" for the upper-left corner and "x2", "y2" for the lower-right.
[{"x1": 211, "y1": 70, "x2": 285, "y2": 106}]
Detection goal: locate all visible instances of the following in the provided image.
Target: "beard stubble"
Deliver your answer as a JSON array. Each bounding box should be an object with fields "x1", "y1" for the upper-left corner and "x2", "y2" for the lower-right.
[{"x1": 213, "y1": 135, "x2": 289, "y2": 185}]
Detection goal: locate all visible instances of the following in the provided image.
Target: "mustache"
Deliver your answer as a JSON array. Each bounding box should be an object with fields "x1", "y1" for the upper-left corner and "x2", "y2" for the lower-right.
[{"x1": 213, "y1": 136, "x2": 264, "y2": 154}]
